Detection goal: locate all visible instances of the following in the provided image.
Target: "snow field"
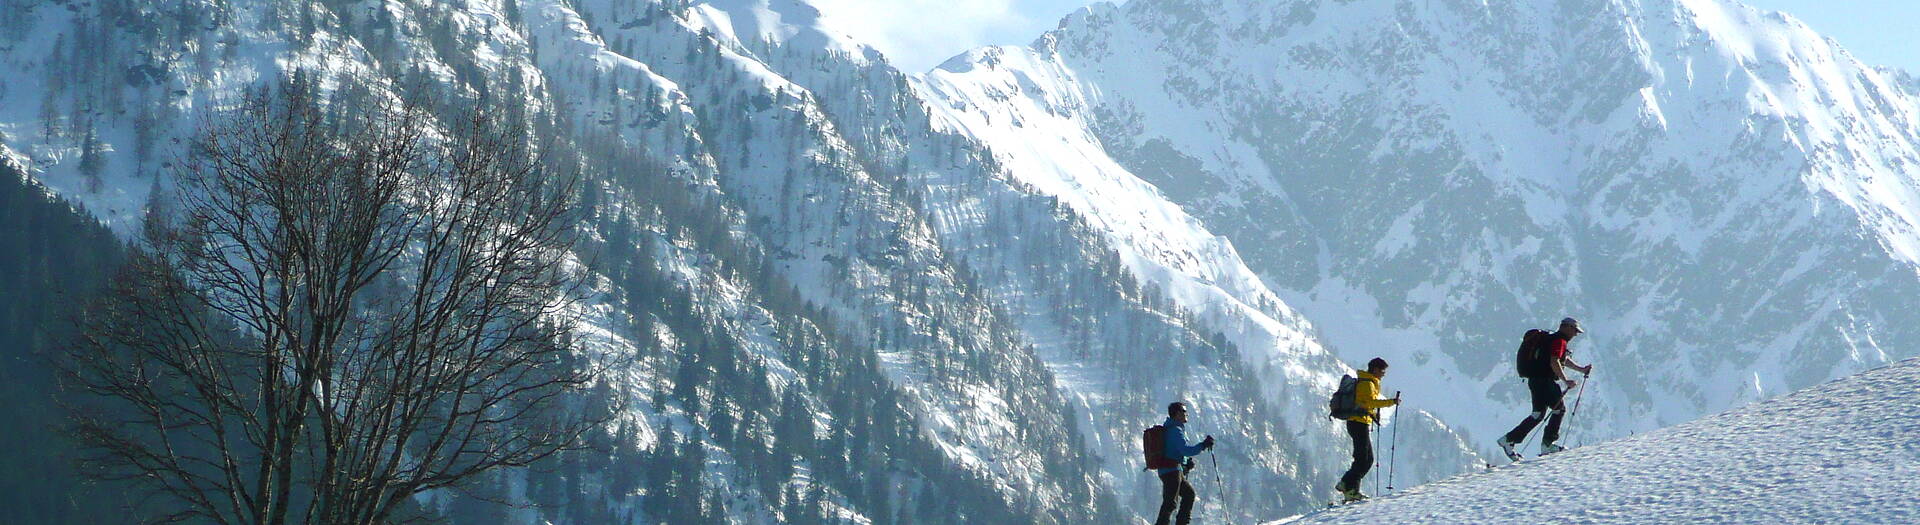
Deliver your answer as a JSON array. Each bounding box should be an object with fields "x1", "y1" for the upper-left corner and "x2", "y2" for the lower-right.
[{"x1": 1272, "y1": 357, "x2": 1920, "y2": 524}]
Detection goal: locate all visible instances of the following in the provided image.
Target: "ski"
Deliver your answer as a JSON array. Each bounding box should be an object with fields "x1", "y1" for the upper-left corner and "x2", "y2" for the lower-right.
[
  {"x1": 1485, "y1": 455, "x2": 1535, "y2": 470},
  {"x1": 1485, "y1": 446, "x2": 1572, "y2": 471},
  {"x1": 1272, "y1": 498, "x2": 1366, "y2": 525},
  {"x1": 1315, "y1": 497, "x2": 1371, "y2": 514},
  {"x1": 1270, "y1": 495, "x2": 1371, "y2": 524}
]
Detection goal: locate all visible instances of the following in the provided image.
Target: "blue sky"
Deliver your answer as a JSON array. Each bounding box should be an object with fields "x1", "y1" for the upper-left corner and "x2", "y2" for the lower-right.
[
  {"x1": 812, "y1": 0, "x2": 1918, "y2": 75},
  {"x1": 1741, "y1": 0, "x2": 1919, "y2": 74}
]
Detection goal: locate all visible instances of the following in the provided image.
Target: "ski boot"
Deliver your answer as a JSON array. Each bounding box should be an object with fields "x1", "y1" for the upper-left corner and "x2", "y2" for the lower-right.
[
  {"x1": 1497, "y1": 438, "x2": 1522, "y2": 461},
  {"x1": 1332, "y1": 483, "x2": 1367, "y2": 504},
  {"x1": 1540, "y1": 443, "x2": 1567, "y2": 456}
]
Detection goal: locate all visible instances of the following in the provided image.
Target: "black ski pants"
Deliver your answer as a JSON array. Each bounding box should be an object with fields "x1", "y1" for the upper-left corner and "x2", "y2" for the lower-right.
[
  {"x1": 1503, "y1": 377, "x2": 1567, "y2": 446},
  {"x1": 1155, "y1": 468, "x2": 1195, "y2": 525},
  {"x1": 1338, "y1": 420, "x2": 1373, "y2": 491}
]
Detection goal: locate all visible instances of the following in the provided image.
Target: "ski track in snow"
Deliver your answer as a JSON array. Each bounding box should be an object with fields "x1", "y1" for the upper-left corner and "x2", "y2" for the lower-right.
[{"x1": 1269, "y1": 357, "x2": 1920, "y2": 524}]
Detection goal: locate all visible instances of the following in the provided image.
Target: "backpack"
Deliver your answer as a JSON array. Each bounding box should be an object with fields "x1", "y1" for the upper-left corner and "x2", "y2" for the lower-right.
[
  {"x1": 1142, "y1": 425, "x2": 1178, "y2": 470},
  {"x1": 1515, "y1": 329, "x2": 1554, "y2": 378},
  {"x1": 1327, "y1": 375, "x2": 1367, "y2": 420}
]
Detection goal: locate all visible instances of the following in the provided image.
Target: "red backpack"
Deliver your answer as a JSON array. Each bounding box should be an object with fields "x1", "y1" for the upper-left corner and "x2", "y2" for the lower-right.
[{"x1": 1142, "y1": 425, "x2": 1177, "y2": 470}]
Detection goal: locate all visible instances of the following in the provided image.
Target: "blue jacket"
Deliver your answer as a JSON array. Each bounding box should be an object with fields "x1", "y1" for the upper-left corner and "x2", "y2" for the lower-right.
[{"x1": 1159, "y1": 417, "x2": 1208, "y2": 474}]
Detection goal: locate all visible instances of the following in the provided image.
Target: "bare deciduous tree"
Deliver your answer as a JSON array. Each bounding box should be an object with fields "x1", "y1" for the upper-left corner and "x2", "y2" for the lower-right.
[{"x1": 63, "y1": 83, "x2": 602, "y2": 525}]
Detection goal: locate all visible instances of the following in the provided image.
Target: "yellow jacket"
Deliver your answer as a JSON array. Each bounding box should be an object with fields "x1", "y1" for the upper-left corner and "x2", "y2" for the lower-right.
[{"x1": 1344, "y1": 370, "x2": 1400, "y2": 425}]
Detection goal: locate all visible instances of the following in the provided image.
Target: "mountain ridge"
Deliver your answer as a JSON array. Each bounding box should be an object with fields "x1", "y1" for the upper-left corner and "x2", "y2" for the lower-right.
[
  {"x1": 922, "y1": 0, "x2": 1920, "y2": 470},
  {"x1": 4, "y1": 0, "x2": 1917, "y2": 521},
  {"x1": 0, "y1": 0, "x2": 1388, "y2": 521}
]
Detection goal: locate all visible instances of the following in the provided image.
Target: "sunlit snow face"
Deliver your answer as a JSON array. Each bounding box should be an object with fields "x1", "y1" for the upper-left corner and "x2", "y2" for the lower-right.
[{"x1": 809, "y1": 0, "x2": 1101, "y2": 71}]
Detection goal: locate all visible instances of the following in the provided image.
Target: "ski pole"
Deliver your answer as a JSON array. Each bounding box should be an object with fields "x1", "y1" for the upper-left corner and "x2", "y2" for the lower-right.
[
  {"x1": 1519, "y1": 398, "x2": 1545, "y2": 457},
  {"x1": 1570, "y1": 370, "x2": 1591, "y2": 417},
  {"x1": 1388, "y1": 391, "x2": 1401, "y2": 491},
  {"x1": 1520, "y1": 379, "x2": 1576, "y2": 455},
  {"x1": 1567, "y1": 373, "x2": 1590, "y2": 445},
  {"x1": 1209, "y1": 448, "x2": 1221, "y2": 496},
  {"x1": 1196, "y1": 419, "x2": 1219, "y2": 503},
  {"x1": 1372, "y1": 423, "x2": 1382, "y2": 496}
]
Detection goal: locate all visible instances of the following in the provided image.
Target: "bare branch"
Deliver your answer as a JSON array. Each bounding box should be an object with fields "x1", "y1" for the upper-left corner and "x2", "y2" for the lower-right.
[{"x1": 62, "y1": 81, "x2": 606, "y2": 525}]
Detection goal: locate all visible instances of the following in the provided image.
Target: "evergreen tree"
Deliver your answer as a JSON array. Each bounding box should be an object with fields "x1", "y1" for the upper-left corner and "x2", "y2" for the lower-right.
[
  {"x1": 77, "y1": 121, "x2": 104, "y2": 193},
  {"x1": 0, "y1": 166, "x2": 124, "y2": 523}
]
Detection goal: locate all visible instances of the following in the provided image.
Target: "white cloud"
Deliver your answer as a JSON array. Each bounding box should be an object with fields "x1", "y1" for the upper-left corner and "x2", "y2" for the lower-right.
[{"x1": 809, "y1": 0, "x2": 1050, "y2": 72}]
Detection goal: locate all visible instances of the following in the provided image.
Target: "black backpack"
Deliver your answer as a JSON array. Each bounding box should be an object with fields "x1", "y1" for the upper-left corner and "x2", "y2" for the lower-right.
[
  {"x1": 1515, "y1": 329, "x2": 1555, "y2": 378},
  {"x1": 1142, "y1": 425, "x2": 1177, "y2": 470},
  {"x1": 1328, "y1": 375, "x2": 1367, "y2": 420}
]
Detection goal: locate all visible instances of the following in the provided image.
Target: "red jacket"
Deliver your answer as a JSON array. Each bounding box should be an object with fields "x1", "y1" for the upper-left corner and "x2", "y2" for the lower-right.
[{"x1": 1546, "y1": 336, "x2": 1570, "y2": 378}]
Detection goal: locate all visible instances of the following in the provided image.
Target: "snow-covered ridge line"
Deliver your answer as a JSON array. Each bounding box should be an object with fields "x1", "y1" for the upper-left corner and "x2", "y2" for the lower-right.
[
  {"x1": 918, "y1": 44, "x2": 1334, "y2": 414},
  {"x1": 0, "y1": 0, "x2": 1143, "y2": 521},
  {"x1": 923, "y1": 0, "x2": 1920, "y2": 479},
  {"x1": 914, "y1": 41, "x2": 1483, "y2": 490},
  {"x1": 11, "y1": 0, "x2": 1920, "y2": 521},
  {"x1": 1272, "y1": 357, "x2": 1920, "y2": 524}
]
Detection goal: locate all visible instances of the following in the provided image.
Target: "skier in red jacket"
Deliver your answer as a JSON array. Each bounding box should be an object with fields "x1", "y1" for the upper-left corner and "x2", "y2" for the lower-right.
[{"x1": 1498, "y1": 317, "x2": 1593, "y2": 459}]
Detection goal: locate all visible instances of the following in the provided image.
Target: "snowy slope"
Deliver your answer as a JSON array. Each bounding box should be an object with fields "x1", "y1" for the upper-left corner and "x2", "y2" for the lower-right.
[
  {"x1": 10, "y1": 0, "x2": 1919, "y2": 521},
  {"x1": 0, "y1": 0, "x2": 1125, "y2": 520},
  {"x1": 1269, "y1": 357, "x2": 1920, "y2": 524},
  {"x1": 916, "y1": 43, "x2": 1480, "y2": 490},
  {"x1": 922, "y1": 0, "x2": 1920, "y2": 474},
  {"x1": 0, "y1": 0, "x2": 1439, "y2": 521},
  {"x1": 1886, "y1": 68, "x2": 1920, "y2": 100}
]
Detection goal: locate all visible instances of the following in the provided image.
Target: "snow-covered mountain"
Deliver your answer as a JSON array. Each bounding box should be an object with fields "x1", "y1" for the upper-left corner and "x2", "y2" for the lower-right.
[
  {"x1": 1884, "y1": 68, "x2": 1920, "y2": 96},
  {"x1": 921, "y1": 0, "x2": 1920, "y2": 466},
  {"x1": 912, "y1": 31, "x2": 1480, "y2": 492},
  {"x1": 1270, "y1": 356, "x2": 1920, "y2": 524},
  {"x1": 0, "y1": 0, "x2": 1464, "y2": 522},
  {"x1": 7, "y1": 0, "x2": 1918, "y2": 522}
]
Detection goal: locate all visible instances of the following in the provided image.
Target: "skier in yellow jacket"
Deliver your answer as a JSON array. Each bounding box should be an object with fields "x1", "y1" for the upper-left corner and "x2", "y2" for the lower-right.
[{"x1": 1337, "y1": 357, "x2": 1401, "y2": 501}]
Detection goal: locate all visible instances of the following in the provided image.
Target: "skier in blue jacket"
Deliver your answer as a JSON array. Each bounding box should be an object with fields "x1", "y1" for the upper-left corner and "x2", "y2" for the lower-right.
[{"x1": 1157, "y1": 402, "x2": 1215, "y2": 525}]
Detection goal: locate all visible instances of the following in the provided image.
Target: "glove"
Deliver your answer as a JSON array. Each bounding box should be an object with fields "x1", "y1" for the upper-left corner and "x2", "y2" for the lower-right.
[
  {"x1": 1202, "y1": 435, "x2": 1215, "y2": 449},
  {"x1": 1563, "y1": 379, "x2": 1578, "y2": 390},
  {"x1": 1182, "y1": 458, "x2": 1196, "y2": 472}
]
